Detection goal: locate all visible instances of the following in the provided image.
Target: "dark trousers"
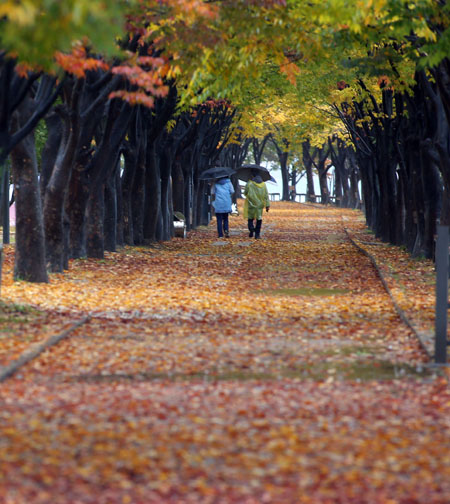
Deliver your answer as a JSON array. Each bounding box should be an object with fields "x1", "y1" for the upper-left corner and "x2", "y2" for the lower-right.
[
  {"x1": 248, "y1": 218, "x2": 262, "y2": 238},
  {"x1": 216, "y1": 213, "x2": 229, "y2": 237}
]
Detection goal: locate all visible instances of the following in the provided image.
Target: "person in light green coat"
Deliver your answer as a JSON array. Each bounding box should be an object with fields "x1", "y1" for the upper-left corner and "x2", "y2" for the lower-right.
[{"x1": 243, "y1": 173, "x2": 270, "y2": 239}]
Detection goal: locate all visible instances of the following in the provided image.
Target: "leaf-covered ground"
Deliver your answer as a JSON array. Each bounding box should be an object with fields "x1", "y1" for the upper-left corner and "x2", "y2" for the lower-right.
[{"x1": 0, "y1": 202, "x2": 449, "y2": 503}]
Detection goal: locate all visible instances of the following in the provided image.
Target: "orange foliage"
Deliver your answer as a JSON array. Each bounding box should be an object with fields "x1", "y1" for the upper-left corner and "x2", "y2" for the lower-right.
[
  {"x1": 378, "y1": 75, "x2": 392, "y2": 89},
  {"x1": 15, "y1": 61, "x2": 36, "y2": 78},
  {"x1": 54, "y1": 45, "x2": 108, "y2": 78},
  {"x1": 109, "y1": 53, "x2": 170, "y2": 107},
  {"x1": 279, "y1": 57, "x2": 300, "y2": 85}
]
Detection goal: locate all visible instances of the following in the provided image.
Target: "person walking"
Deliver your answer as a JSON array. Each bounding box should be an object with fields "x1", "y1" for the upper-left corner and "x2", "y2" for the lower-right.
[
  {"x1": 243, "y1": 172, "x2": 270, "y2": 239},
  {"x1": 212, "y1": 176, "x2": 234, "y2": 238}
]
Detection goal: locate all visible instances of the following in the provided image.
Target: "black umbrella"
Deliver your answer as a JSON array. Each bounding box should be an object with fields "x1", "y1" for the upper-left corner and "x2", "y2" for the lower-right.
[
  {"x1": 198, "y1": 166, "x2": 236, "y2": 180},
  {"x1": 235, "y1": 164, "x2": 272, "y2": 182}
]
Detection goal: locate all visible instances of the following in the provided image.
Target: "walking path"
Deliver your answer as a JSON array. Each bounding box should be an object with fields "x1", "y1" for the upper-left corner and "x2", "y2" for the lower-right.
[{"x1": 0, "y1": 202, "x2": 449, "y2": 503}]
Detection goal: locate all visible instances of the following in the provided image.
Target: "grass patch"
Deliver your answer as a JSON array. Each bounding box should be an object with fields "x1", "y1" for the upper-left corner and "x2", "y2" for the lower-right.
[
  {"x1": 67, "y1": 371, "x2": 277, "y2": 383},
  {"x1": 288, "y1": 360, "x2": 432, "y2": 381},
  {"x1": 325, "y1": 234, "x2": 345, "y2": 243},
  {"x1": 303, "y1": 265, "x2": 331, "y2": 273},
  {"x1": 339, "y1": 361, "x2": 427, "y2": 380},
  {"x1": 0, "y1": 300, "x2": 39, "y2": 333},
  {"x1": 0, "y1": 316, "x2": 30, "y2": 324},
  {"x1": 263, "y1": 265, "x2": 297, "y2": 272},
  {"x1": 0, "y1": 300, "x2": 37, "y2": 315},
  {"x1": 318, "y1": 345, "x2": 377, "y2": 358},
  {"x1": 67, "y1": 361, "x2": 431, "y2": 384}
]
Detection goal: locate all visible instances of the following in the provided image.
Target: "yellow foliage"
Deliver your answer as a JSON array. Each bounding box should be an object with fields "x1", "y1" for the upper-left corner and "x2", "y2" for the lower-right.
[{"x1": 0, "y1": 0, "x2": 37, "y2": 26}]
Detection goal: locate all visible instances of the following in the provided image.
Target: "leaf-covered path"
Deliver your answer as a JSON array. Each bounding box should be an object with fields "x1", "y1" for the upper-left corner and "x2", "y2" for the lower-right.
[{"x1": 0, "y1": 203, "x2": 449, "y2": 503}]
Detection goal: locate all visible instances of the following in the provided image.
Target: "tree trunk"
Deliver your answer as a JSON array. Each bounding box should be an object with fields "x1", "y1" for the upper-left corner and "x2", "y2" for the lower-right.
[
  {"x1": 10, "y1": 100, "x2": 48, "y2": 282},
  {"x1": 349, "y1": 170, "x2": 360, "y2": 208},
  {"x1": 143, "y1": 143, "x2": 161, "y2": 242},
  {"x1": 122, "y1": 149, "x2": 136, "y2": 245},
  {"x1": 252, "y1": 135, "x2": 269, "y2": 165},
  {"x1": 347, "y1": 149, "x2": 361, "y2": 209},
  {"x1": 184, "y1": 167, "x2": 193, "y2": 231},
  {"x1": 318, "y1": 171, "x2": 330, "y2": 204},
  {"x1": 44, "y1": 84, "x2": 82, "y2": 272},
  {"x1": 374, "y1": 141, "x2": 396, "y2": 243},
  {"x1": 67, "y1": 168, "x2": 89, "y2": 258},
  {"x1": 66, "y1": 73, "x2": 115, "y2": 259},
  {"x1": 280, "y1": 152, "x2": 290, "y2": 201},
  {"x1": 86, "y1": 181, "x2": 105, "y2": 259},
  {"x1": 199, "y1": 181, "x2": 210, "y2": 227},
  {"x1": 85, "y1": 100, "x2": 133, "y2": 257},
  {"x1": 104, "y1": 163, "x2": 118, "y2": 252},
  {"x1": 131, "y1": 138, "x2": 146, "y2": 245},
  {"x1": 0, "y1": 67, "x2": 61, "y2": 167},
  {"x1": 159, "y1": 147, "x2": 173, "y2": 241},
  {"x1": 115, "y1": 166, "x2": 124, "y2": 248},
  {"x1": 191, "y1": 156, "x2": 202, "y2": 228},
  {"x1": 302, "y1": 140, "x2": 316, "y2": 202},
  {"x1": 329, "y1": 138, "x2": 349, "y2": 207},
  {"x1": 316, "y1": 146, "x2": 331, "y2": 205},
  {"x1": 1, "y1": 164, "x2": 10, "y2": 244},
  {"x1": 39, "y1": 111, "x2": 62, "y2": 203},
  {"x1": 172, "y1": 157, "x2": 185, "y2": 216}
]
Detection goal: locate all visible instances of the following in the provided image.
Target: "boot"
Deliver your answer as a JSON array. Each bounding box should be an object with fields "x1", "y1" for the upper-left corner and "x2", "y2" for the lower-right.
[
  {"x1": 254, "y1": 219, "x2": 262, "y2": 239},
  {"x1": 248, "y1": 219, "x2": 255, "y2": 238}
]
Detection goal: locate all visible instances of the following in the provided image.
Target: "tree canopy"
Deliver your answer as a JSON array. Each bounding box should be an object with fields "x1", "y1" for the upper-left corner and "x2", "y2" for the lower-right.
[{"x1": 2, "y1": 0, "x2": 450, "y2": 282}]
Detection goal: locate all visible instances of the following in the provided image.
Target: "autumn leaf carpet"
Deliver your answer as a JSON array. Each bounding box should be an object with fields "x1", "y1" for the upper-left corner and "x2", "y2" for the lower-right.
[{"x1": 0, "y1": 202, "x2": 449, "y2": 503}]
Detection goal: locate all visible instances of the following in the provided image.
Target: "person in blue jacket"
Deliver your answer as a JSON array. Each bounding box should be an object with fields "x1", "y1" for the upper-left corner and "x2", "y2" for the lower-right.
[{"x1": 212, "y1": 177, "x2": 235, "y2": 238}]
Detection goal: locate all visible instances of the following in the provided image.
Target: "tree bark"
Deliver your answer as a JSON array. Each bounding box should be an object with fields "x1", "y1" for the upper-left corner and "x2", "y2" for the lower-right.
[
  {"x1": 0, "y1": 63, "x2": 62, "y2": 167},
  {"x1": 86, "y1": 100, "x2": 133, "y2": 258},
  {"x1": 302, "y1": 140, "x2": 316, "y2": 202},
  {"x1": 10, "y1": 98, "x2": 48, "y2": 282},
  {"x1": 158, "y1": 144, "x2": 173, "y2": 241},
  {"x1": 121, "y1": 147, "x2": 136, "y2": 245},
  {"x1": 143, "y1": 143, "x2": 161, "y2": 242},
  {"x1": 131, "y1": 135, "x2": 147, "y2": 245},
  {"x1": 271, "y1": 136, "x2": 290, "y2": 201},
  {"x1": 39, "y1": 111, "x2": 62, "y2": 203},
  {"x1": 115, "y1": 166, "x2": 124, "y2": 248},
  {"x1": 172, "y1": 157, "x2": 185, "y2": 216},
  {"x1": 104, "y1": 162, "x2": 118, "y2": 252},
  {"x1": 44, "y1": 80, "x2": 82, "y2": 272},
  {"x1": 67, "y1": 168, "x2": 89, "y2": 258},
  {"x1": 86, "y1": 180, "x2": 106, "y2": 259}
]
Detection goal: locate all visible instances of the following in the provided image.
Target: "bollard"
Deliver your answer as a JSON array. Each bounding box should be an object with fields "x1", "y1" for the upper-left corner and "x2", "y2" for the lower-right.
[
  {"x1": 173, "y1": 212, "x2": 187, "y2": 238},
  {"x1": 0, "y1": 243, "x2": 3, "y2": 296},
  {"x1": 435, "y1": 225, "x2": 449, "y2": 363}
]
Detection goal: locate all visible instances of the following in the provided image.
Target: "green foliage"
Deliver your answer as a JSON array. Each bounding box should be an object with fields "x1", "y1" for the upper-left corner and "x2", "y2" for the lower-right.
[
  {"x1": 34, "y1": 120, "x2": 48, "y2": 168},
  {"x1": 0, "y1": 0, "x2": 130, "y2": 69}
]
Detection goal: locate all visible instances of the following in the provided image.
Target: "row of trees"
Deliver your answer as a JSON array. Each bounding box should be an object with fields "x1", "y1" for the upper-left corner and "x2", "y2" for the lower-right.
[
  {"x1": 0, "y1": 1, "x2": 260, "y2": 282},
  {"x1": 269, "y1": 63, "x2": 450, "y2": 260},
  {"x1": 4, "y1": 68, "x2": 239, "y2": 281},
  {"x1": 332, "y1": 64, "x2": 450, "y2": 259},
  {"x1": 236, "y1": 3, "x2": 450, "y2": 260},
  {"x1": 244, "y1": 134, "x2": 360, "y2": 208},
  {"x1": 1, "y1": 0, "x2": 450, "y2": 283}
]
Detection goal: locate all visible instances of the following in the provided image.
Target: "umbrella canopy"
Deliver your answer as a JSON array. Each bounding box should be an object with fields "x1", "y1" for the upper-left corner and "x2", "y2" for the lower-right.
[
  {"x1": 235, "y1": 164, "x2": 272, "y2": 182},
  {"x1": 198, "y1": 166, "x2": 236, "y2": 180}
]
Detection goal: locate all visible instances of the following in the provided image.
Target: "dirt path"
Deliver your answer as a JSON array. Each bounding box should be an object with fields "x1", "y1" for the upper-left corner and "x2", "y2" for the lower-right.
[{"x1": 0, "y1": 203, "x2": 448, "y2": 503}]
